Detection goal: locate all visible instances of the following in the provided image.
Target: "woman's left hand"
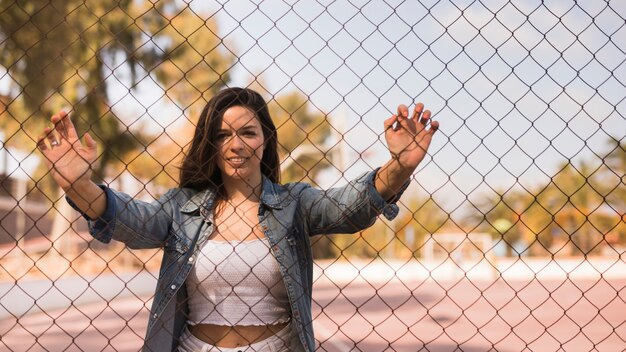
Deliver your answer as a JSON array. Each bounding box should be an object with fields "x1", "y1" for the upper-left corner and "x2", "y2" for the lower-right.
[{"x1": 383, "y1": 103, "x2": 439, "y2": 170}]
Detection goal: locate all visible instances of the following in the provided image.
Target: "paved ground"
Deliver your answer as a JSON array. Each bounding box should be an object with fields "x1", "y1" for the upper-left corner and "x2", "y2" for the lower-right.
[
  {"x1": 1, "y1": 277, "x2": 624, "y2": 351},
  {"x1": 313, "y1": 278, "x2": 626, "y2": 351},
  {"x1": 0, "y1": 280, "x2": 626, "y2": 352}
]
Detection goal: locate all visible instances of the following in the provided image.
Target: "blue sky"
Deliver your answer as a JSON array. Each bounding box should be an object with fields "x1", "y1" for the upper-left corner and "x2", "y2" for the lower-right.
[
  {"x1": 3, "y1": 0, "x2": 624, "y2": 217},
  {"x1": 186, "y1": 0, "x2": 626, "y2": 215}
]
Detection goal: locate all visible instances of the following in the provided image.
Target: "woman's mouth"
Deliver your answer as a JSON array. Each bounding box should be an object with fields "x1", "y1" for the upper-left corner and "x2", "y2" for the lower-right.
[{"x1": 227, "y1": 156, "x2": 249, "y2": 167}]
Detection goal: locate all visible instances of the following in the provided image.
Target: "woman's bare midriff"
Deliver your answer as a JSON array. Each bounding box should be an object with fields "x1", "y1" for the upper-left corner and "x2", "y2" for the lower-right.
[{"x1": 189, "y1": 322, "x2": 289, "y2": 347}]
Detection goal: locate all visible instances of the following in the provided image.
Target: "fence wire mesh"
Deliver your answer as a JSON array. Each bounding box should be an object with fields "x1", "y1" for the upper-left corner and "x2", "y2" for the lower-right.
[{"x1": 0, "y1": 0, "x2": 625, "y2": 351}]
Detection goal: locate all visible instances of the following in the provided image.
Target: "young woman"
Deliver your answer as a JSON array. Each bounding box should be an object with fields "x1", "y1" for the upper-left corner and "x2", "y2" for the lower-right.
[{"x1": 37, "y1": 87, "x2": 439, "y2": 352}]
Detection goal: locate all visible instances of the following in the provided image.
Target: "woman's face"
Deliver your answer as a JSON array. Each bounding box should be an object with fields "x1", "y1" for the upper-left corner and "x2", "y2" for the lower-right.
[{"x1": 215, "y1": 106, "x2": 265, "y2": 183}]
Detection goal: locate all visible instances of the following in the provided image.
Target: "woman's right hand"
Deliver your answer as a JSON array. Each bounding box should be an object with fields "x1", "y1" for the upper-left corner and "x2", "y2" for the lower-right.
[{"x1": 37, "y1": 111, "x2": 98, "y2": 192}]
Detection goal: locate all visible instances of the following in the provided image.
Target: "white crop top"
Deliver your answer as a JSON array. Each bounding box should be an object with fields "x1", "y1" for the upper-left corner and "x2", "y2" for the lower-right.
[{"x1": 185, "y1": 237, "x2": 291, "y2": 326}]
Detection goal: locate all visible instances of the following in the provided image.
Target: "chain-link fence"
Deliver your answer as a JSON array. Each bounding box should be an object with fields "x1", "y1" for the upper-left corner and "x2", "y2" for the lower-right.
[{"x1": 1, "y1": 0, "x2": 625, "y2": 351}]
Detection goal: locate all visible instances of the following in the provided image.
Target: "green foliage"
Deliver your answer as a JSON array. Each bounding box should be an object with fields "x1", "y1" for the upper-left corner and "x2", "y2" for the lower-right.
[
  {"x1": 312, "y1": 189, "x2": 448, "y2": 260},
  {"x1": 470, "y1": 141, "x2": 626, "y2": 257},
  {"x1": 268, "y1": 91, "x2": 331, "y2": 183},
  {"x1": 0, "y1": 0, "x2": 232, "y2": 181},
  {"x1": 604, "y1": 138, "x2": 626, "y2": 211},
  {"x1": 149, "y1": 6, "x2": 232, "y2": 117}
]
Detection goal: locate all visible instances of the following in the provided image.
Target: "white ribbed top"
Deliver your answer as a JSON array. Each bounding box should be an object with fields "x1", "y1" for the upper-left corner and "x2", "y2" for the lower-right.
[{"x1": 185, "y1": 237, "x2": 291, "y2": 326}]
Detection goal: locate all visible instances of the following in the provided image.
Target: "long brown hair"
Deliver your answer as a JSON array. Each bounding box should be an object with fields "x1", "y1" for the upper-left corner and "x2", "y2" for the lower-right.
[{"x1": 179, "y1": 87, "x2": 280, "y2": 193}]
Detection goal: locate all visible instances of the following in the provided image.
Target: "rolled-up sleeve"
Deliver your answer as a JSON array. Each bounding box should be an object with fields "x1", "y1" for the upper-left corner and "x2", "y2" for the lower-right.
[
  {"x1": 300, "y1": 167, "x2": 409, "y2": 236},
  {"x1": 361, "y1": 167, "x2": 409, "y2": 221},
  {"x1": 66, "y1": 185, "x2": 118, "y2": 243},
  {"x1": 66, "y1": 186, "x2": 178, "y2": 248}
]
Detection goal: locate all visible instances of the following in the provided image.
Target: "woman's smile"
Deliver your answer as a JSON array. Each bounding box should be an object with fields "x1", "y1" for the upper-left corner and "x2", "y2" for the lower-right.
[{"x1": 226, "y1": 156, "x2": 250, "y2": 167}]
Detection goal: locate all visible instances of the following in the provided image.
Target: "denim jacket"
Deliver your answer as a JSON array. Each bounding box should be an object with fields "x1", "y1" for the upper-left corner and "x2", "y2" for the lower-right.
[{"x1": 69, "y1": 168, "x2": 407, "y2": 352}]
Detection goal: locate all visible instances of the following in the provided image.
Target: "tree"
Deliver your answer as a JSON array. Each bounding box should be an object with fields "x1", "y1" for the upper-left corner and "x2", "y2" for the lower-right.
[
  {"x1": 392, "y1": 191, "x2": 448, "y2": 258},
  {"x1": 0, "y1": 1, "x2": 232, "y2": 256},
  {"x1": 268, "y1": 91, "x2": 331, "y2": 184},
  {"x1": 0, "y1": 1, "x2": 232, "y2": 176},
  {"x1": 469, "y1": 158, "x2": 620, "y2": 257},
  {"x1": 603, "y1": 138, "x2": 626, "y2": 211},
  {"x1": 111, "y1": 6, "x2": 234, "y2": 189},
  {"x1": 465, "y1": 187, "x2": 537, "y2": 257},
  {"x1": 541, "y1": 161, "x2": 617, "y2": 256},
  {"x1": 602, "y1": 138, "x2": 626, "y2": 246}
]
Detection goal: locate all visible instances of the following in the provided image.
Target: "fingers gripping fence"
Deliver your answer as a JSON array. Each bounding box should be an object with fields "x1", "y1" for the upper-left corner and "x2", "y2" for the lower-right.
[{"x1": 0, "y1": 0, "x2": 625, "y2": 351}]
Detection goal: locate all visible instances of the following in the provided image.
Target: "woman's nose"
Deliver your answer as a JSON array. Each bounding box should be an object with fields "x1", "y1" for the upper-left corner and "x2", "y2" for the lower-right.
[{"x1": 229, "y1": 134, "x2": 245, "y2": 150}]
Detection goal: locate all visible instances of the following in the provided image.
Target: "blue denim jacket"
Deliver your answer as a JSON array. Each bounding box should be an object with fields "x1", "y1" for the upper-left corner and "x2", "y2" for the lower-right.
[{"x1": 69, "y1": 169, "x2": 407, "y2": 352}]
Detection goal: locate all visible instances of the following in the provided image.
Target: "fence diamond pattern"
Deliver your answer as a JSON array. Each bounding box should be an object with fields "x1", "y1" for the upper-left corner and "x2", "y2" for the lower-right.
[{"x1": 0, "y1": 0, "x2": 625, "y2": 351}]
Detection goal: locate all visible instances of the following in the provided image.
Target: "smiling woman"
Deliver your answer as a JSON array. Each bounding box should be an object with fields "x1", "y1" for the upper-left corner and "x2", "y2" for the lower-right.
[
  {"x1": 214, "y1": 106, "x2": 266, "y2": 188},
  {"x1": 36, "y1": 87, "x2": 439, "y2": 352}
]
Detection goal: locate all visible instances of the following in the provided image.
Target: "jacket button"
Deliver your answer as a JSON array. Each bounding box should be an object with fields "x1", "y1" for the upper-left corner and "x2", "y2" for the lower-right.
[
  {"x1": 188, "y1": 256, "x2": 194, "y2": 262},
  {"x1": 171, "y1": 284, "x2": 176, "y2": 290},
  {"x1": 153, "y1": 313, "x2": 157, "y2": 318}
]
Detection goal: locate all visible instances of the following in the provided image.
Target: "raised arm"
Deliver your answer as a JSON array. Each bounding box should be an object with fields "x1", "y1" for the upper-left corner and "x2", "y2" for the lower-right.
[
  {"x1": 375, "y1": 103, "x2": 439, "y2": 200},
  {"x1": 37, "y1": 110, "x2": 106, "y2": 219},
  {"x1": 37, "y1": 110, "x2": 179, "y2": 248},
  {"x1": 297, "y1": 102, "x2": 439, "y2": 236}
]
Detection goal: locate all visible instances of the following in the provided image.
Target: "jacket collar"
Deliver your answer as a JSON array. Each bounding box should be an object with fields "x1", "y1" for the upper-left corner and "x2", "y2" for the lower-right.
[{"x1": 180, "y1": 175, "x2": 289, "y2": 214}]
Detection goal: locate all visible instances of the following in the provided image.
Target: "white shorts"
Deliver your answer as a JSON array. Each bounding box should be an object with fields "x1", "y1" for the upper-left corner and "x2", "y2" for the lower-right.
[{"x1": 177, "y1": 321, "x2": 303, "y2": 352}]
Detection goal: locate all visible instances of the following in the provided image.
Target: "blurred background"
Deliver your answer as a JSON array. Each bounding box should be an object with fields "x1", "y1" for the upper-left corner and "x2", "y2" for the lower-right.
[{"x1": 0, "y1": 0, "x2": 624, "y2": 351}]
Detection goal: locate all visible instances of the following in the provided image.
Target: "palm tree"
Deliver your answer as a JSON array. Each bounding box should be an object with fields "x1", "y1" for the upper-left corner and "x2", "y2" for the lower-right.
[
  {"x1": 538, "y1": 161, "x2": 610, "y2": 256},
  {"x1": 465, "y1": 187, "x2": 537, "y2": 257}
]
